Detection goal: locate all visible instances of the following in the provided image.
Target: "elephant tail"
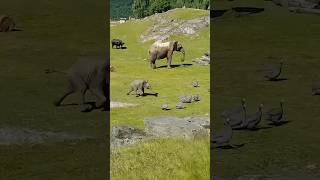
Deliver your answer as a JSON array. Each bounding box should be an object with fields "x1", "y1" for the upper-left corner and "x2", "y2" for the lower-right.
[{"x1": 44, "y1": 69, "x2": 67, "y2": 75}]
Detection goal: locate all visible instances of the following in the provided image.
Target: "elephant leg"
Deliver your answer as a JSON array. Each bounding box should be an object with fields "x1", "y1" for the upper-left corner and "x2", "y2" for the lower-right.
[
  {"x1": 80, "y1": 88, "x2": 91, "y2": 112},
  {"x1": 136, "y1": 89, "x2": 143, "y2": 97},
  {"x1": 127, "y1": 90, "x2": 133, "y2": 95},
  {"x1": 54, "y1": 84, "x2": 75, "y2": 106},
  {"x1": 54, "y1": 90, "x2": 74, "y2": 106},
  {"x1": 167, "y1": 56, "x2": 172, "y2": 69},
  {"x1": 149, "y1": 53, "x2": 157, "y2": 69},
  {"x1": 90, "y1": 88, "x2": 106, "y2": 108},
  {"x1": 150, "y1": 62, "x2": 156, "y2": 69}
]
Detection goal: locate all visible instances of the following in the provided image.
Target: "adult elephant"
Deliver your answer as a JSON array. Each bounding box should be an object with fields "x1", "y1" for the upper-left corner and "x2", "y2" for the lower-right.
[
  {"x1": 148, "y1": 40, "x2": 185, "y2": 69},
  {"x1": 46, "y1": 56, "x2": 109, "y2": 112}
]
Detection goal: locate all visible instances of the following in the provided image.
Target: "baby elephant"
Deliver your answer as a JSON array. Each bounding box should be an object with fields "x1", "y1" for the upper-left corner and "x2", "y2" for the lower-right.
[
  {"x1": 127, "y1": 80, "x2": 151, "y2": 97},
  {"x1": 0, "y1": 15, "x2": 15, "y2": 32},
  {"x1": 53, "y1": 56, "x2": 109, "y2": 112}
]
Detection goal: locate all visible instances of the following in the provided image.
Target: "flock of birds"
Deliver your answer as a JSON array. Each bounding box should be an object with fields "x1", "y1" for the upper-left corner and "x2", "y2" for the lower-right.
[
  {"x1": 212, "y1": 61, "x2": 286, "y2": 149},
  {"x1": 160, "y1": 80, "x2": 202, "y2": 111}
]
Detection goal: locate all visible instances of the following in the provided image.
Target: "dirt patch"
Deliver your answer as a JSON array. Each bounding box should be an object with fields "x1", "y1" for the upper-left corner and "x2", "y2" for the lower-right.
[
  {"x1": 0, "y1": 127, "x2": 91, "y2": 145},
  {"x1": 110, "y1": 101, "x2": 138, "y2": 109}
]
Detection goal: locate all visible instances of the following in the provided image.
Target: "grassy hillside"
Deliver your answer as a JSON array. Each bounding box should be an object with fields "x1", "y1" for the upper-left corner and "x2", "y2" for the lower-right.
[
  {"x1": 110, "y1": 8, "x2": 210, "y2": 179},
  {"x1": 213, "y1": 0, "x2": 320, "y2": 178},
  {"x1": 0, "y1": 0, "x2": 108, "y2": 179}
]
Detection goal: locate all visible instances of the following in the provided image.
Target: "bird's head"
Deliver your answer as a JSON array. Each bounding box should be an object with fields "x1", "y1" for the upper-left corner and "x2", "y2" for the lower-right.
[
  {"x1": 224, "y1": 118, "x2": 230, "y2": 125},
  {"x1": 241, "y1": 98, "x2": 246, "y2": 105},
  {"x1": 259, "y1": 104, "x2": 264, "y2": 110}
]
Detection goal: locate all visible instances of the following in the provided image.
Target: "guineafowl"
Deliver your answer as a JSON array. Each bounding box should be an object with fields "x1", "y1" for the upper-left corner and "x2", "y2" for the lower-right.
[
  {"x1": 192, "y1": 81, "x2": 200, "y2": 87},
  {"x1": 229, "y1": 104, "x2": 247, "y2": 130},
  {"x1": 161, "y1": 104, "x2": 170, "y2": 110},
  {"x1": 264, "y1": 62, "x2": 283, "y2": 81},
  {"x1": 192, "y1": 94, "x2": 200, "y2": 102},
  {"x1": 264, "y1": 100, "x2": 284, "y2": 125},
  {"x1": 221, "y1": 98, "x2": 246, "y2": 119},
  {"x1": 180, "y1": 95, "x2": 193, "y2": 103},
  {"x1": 246, "y1": 104, "x2": 263, "y2": 129},
  {"x1": 212, "y1": 118, "x2": 233, "y2": 147},
  {"x1": 176, "y1": 102, "x2": 185, "y2": 109}
]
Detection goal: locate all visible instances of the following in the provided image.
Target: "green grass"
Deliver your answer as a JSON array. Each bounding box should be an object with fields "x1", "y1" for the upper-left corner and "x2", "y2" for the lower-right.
[
  {"x1": 164, "y1": 8, "x2": 209, "y2": 20},
  {"x1": 111, "y1": 138, "x2": 209, "y2": 180},
  {"x1": 0, "y1": 0, "x2": 108, "y2": 179},
  {"x1": 214, "y1": 0, "x2": 320, "y2": 178},
  {"x1": 110, "y1": 8, "x2": 210, "y2": 179}
]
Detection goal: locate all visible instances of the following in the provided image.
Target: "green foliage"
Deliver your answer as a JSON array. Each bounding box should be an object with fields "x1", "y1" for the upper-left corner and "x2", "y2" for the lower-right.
[
  {"x1": 132, "y1": 0, "x2": 149, "y2": 18},
  {"x1": 110, "y1": 0, "x2": 133, "y2": 19},
  {"x1": 148, "y1": 0, "x2": 171, "y2": 14},
  {"x1": 132, "y1": 0, "x2": 210, "y2": 18}
]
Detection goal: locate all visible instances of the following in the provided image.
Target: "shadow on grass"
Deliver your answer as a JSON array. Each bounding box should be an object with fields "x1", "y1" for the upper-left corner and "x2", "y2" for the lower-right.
[
  {"x1": 12, "y1": 28, "x2": 23, "y2": 32},
  {"x1": 112, "y1": 46, "x2": 127, "y2": 49},
  {"x1": 211, "y1": 9, "x2": 229, "y2": 18},
  {"x1": 157, "y1": 63, "x2": 193, "y2": 69},
  {"x1": 268, "y1": 78, "x2": 288, "y2": 82},
  {"x1": 232, "y1": 7, "x2": 265, "y2": 14},
  {"x1": 212, "y1": 143, "x2": 245, "y2": 150},
  {"x1": 245, "y1": 126, "x2": 273, "y2": 131},
  {"x1": 267, "y1": 120, "x2": 291, "y2": 126},
  {"x1": 142, "y1": 92, "x2": 158, "y2": 97},
  {"x1": 57, "y1": 101, "x2": 108, "y2": 112}
]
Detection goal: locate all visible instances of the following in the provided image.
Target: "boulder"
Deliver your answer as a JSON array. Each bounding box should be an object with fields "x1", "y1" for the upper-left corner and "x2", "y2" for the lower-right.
[
  {"x1": 144, "y1": 116, "x2": 210, "y2": 139},
  {"x1": 110, "y1": 126, "x2": 146, "y2": 147}
]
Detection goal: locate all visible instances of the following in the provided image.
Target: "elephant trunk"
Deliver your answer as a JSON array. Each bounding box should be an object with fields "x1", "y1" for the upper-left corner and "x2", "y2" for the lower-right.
[{"x1": 180, "y1": 48, "x2": 185, "y2": 62}]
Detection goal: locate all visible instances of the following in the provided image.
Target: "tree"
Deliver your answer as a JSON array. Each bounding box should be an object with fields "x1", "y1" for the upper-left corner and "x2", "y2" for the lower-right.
[
  {"x1": 148, "y1": 0, "x2": 171, "y2": 14},
  {"x1": 132, "y1": 0, "x2": 150, "y2": 18}
]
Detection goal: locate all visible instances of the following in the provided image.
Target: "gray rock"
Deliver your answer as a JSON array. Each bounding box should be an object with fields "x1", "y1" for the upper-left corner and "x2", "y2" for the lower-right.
[
  {"x1": 144, "y1": 116, "x2": 210, "y2": 139},
  {"x1": 273, "y1": 0, "x2": 320, "y2": 14},
  {"x1": 0, "y1": 127, "x2": 91, "y2": 145},
  {"x1": 193, "y1": 52, "x2": 211, "y2": 66},
  {"x1": 111, "y1": 126, "x2": 146, "y2": 147}
]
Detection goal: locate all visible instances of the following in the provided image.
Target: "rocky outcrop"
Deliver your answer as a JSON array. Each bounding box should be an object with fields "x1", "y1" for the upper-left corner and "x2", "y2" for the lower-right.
[
  {"x1": 144, "y1": 116, "x2": 210, "y2": 139},
  {"x1": 273, "y1": 0, "x2": 320, "y2": 14},
  {"x1": 140, "y1": 9, "x2": 209, "y2": 42},
  {"x1": 0, "y1": 127, "x2": 91, "y2": 145},
  {"x1": 193, "y1": 52, "x2": 210, "y2": 66},
  {"x1": 110, "y1": 126, "x2": 146, "y2": 147},
  {"x1": 111, "y1": 116, "x2": 210, "y2": 148}
]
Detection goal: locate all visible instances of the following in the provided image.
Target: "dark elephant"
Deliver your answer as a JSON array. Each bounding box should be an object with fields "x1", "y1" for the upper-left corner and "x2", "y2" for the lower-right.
[
  {"x1": 112, "y1": 39, "x2": 125, "y2": 49},
  {"x1": 49, "y1": 56, "x2": 109, "y2": 112},
  {"x1": 148, "y1": 41, "x2": 185, "y2": 69}
]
